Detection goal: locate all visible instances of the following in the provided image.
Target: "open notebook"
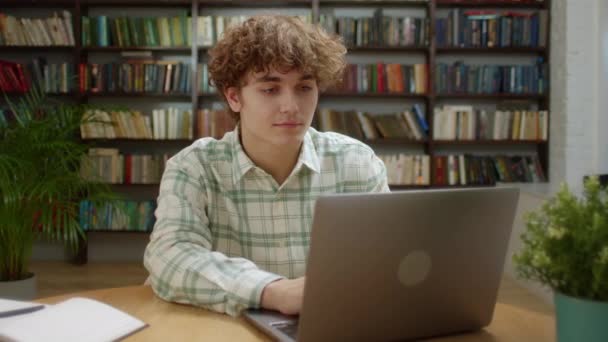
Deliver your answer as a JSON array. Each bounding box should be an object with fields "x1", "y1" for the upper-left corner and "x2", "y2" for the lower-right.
[
  {"x1": 0, "y1": 298, "x2": 45, "y2": 318},
  {"x1": 0, "y1": 297, "x2": 147, "y2": 342}
]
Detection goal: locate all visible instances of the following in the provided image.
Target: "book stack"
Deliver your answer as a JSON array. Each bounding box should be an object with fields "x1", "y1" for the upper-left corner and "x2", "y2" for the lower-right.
[
  {"x1": 435, "y1": 60, "x2": 547, "y2": 94},
  {"x1": 320, "y1": 10, "x2": 429, "y2": 47},
  {"x1": 379, "y1": 154, "x2": 431, "y2": 186},
  {"x1": 0, "y1": 12, "x2": 75, "y2": 46},
  {"x1": 318, "y1": 104, "x2": 429, "y2": 141},
  {"x1": 197, "y1": 63, "x2": 216, "y2": 94},
  {"x1": 80, "y1": 108, "x2": 193, "y2": 140},
  {"x1": 197, "y1": 15, "x2": 311, "y2": 47},
  {"x1": 336, "y1": 63, "x2": 428, "y2": 94},
  {"x1": 436, "y1": 9, "x2": 548, "y2": 48},
  {"x1": 433, "y1": 106, "x2": 548, "y2": 141},
  {"x1": 79, "y1": 199, "x2": 156, "y2": 232},
  {"x1": 82, "y1": 13, "x2": 192, "y2": 47},
  {"x1": 80, "y1": 148, "x2": 171, "y2": 185},
  {"x1": 0, "y1": 60, "x2": 28, "y2": 93},
  {"x1": 79, "y1": 61, "x2": 192, "y2": 94},
  {"x1": 433, "y1": 154, "x2": 546, "y2": 186},
  {"x1": 0, "y1": 58, "x2": 75, "y2": 94},
  {"x1": 196, "y1": 109, "x2": 237, "y2": 139}
]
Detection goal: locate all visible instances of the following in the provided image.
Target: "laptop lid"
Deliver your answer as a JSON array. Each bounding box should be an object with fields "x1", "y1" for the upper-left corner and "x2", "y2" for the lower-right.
[
  {"x1": 296, "y1": 187, "x2": 519, "y2": 341},
  {"x1": 244, "y1": 187, "x2": 519, "y2": 341}
]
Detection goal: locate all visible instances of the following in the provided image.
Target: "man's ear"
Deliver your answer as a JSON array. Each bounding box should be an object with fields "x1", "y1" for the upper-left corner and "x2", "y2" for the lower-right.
[{"x1": 224, "y1": 87, "x2": 242, "y2": 113}]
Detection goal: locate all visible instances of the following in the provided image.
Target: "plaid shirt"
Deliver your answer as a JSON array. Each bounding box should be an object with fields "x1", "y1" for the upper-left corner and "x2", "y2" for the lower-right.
[{"x1": 144, "y1": 126, "x2": 389, "y2": 316}]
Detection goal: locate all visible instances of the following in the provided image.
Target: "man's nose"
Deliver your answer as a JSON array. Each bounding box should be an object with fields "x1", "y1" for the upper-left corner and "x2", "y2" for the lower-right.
[{"x1": 279, "y1": 90, "x2": 300, "y2": 114}]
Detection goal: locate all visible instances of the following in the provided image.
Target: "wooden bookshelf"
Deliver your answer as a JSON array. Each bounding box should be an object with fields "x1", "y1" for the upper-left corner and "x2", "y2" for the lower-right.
[
  {"x1": 81, "y1": 0, "x2": 192, "y2": 7},
  {"x1": 1, "y1": 0, "x2": 76, "y2": 8},
  {"x1": 389, "y1": 183, "x2": 495, "y2": 190},
  {"x1": 81, "y1": 46, "x2": 192, "y2": 52},
  {"x1": 436, "y1": 47, "x2": 547, "y2": 54},
  {"x1": 85, "y1": 230, "x2": 152, "y2": 234},
  {"x1": 389, "y1": 184, "x2": 429, "y2": 190},
  {"x1": 435, "y1": 93, "x2": 547, "y2": 100},
  {"x1": 201, "y1": 0, "x2": 313, "y2": 7},
  {"x1": 322, "y1": 92, "x2": 427, "y2": 98},
  {"x1": 431, "y1": 140, "x2": 547, "y2": 146},
  {"x1": 83, "y1": 92, "x2": 192, "y2": 99},
  {"x1": 1, "y1": 0, "x2": 551, "y2": 264},
  {"x1": 346, "y1": 46, "x2": 429, "y2": 53},
  {"x1": 0, "y1": 46, "x2": 74, "y2": 52},
  {"x1": 319, "y1": 1, "x2": 430, "y2": 8},
  {"x1": 435, "y1": 0, "x2": 547, "y2": 8},
  {"x1": 364, "y1": 138, "x2": 427, "y2": 146}
]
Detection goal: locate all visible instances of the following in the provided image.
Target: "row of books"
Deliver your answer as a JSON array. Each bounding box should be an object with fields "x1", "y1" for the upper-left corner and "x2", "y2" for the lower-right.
[
  {"x1": 336, "y1": 63, "x2": 428, "y2": 94},
  {"x1": 81, "y1": 108, "x2": 193, "y2": 140},
  {"x1": 197, "y1": 15, "x2": 310, "y2": 46},
  {"x1": 436, "y1": 10, "x2": 548, "y2": 48},
  {"x1": 433, "y1": 154, "x2": 546, "y2": 185},
  {"x1": 82, "y1": 14, "x2": 191, "y2": 47},
  {"x1": 79, "y1": 200, "x2": 156, "y2": 232},
  {"x1": 0, "y1": 12, "x2": 75, "y2": 46},
  {"x1": 434, "y1": 61, "x2": 548, "y2": 94},
  {"x1": 197, "y1": 63, "x2": 217, "y2": 94},
  {"x1": 79, "y1": 61, "x2": 192, "y2": 94},
  {"x1": 317, "y1": 105, "x2": 429, "y2": 141},
  {"x1": 319, "y1": 11, "x2": 429, "y2": 47},
  {"x1": 197, "y1": 109, "x2": 237, "y2": 140},
  {"x1": 0, "y1": 58, "x2": 75, "y2": 93},
  {"x1": 433, "y1": 107, "x2": 548, "y2": 141},
  {"x1": 81, "y1": 14, "x2": 311, "y2": 48},
  {"x1": 380, "y1": 153, "x2": 546, "y2": 186},
  {"x1": 379, "y1": 154, "x2": 431, "y2": 186},
  {"x1": 77, "y1": 61, "x2": 428, "y2": 95},
  {"x1": 0, "y1": 60, "x2": 28, "y2": 92},
  {"x1": 79, "y1": 108, "x2": 236, "y2": 140},
  {"x1": 80, "y1": 148, "x2": 170, "y2": 184}
]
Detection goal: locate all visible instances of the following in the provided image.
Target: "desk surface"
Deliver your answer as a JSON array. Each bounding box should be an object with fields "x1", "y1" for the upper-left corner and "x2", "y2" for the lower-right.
[{"x1": 38, "y1": 284, "x2": 555, "y2": 341}]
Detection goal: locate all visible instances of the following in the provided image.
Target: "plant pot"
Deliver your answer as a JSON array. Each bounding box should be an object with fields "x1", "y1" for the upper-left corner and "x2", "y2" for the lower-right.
[
  {"x1": 0, "y1": 273, "x2": 37, "y2": 300},
  {"x1": 555, "y1": 291, "x2": 608, "y2": 342}
]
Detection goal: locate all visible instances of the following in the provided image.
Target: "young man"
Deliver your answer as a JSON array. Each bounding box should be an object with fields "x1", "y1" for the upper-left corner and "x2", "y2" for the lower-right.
[{"x1": 144, "y1": 15, "x2": 389, "y2": 317}]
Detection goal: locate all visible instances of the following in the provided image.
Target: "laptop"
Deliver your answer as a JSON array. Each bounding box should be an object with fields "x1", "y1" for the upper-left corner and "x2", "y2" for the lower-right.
[{"x1": 244, "y1": 187, "x2": 519, "y2": 341}]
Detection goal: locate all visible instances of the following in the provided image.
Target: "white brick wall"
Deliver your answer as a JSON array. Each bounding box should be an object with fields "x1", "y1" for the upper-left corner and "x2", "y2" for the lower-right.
[
  {"x1": 598, "y1": 1, "x2": 608, "y2": 173},
  {"x1": 549, "y1": 0, "x2": 605, "y2": 195}
]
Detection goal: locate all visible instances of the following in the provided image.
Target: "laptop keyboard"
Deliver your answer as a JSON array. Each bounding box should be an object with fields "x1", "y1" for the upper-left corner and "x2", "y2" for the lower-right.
[{"x1": 271, "y1": 321, "x2": 299, "y2": 339}]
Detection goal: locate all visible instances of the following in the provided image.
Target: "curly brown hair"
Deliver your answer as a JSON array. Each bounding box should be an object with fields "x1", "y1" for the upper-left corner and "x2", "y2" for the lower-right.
[{"x1": 207, "y1": 15, "x2": 347, "y2": 120}]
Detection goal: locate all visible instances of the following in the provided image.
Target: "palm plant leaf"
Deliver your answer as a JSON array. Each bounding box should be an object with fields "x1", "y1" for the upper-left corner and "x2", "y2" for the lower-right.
[{"x1": 0, "y1": 84, "x2": 122, "y2": 281}]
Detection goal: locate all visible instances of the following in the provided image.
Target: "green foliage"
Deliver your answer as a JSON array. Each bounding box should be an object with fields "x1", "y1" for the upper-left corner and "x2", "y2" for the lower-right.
[
  {"x1": 0, "y1": 85, "x2": 120, "y2": 281},
  {"x1": 513, "y1": 177, "x2": 608, "y2": 301}
]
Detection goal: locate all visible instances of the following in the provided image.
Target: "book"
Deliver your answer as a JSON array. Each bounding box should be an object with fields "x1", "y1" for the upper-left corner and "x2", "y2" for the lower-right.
[{"x1": 0, "y1": 297, "x2": 147, "y2": 341}]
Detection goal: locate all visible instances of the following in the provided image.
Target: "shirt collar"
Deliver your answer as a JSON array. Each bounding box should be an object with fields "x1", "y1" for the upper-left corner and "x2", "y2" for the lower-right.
[{"x1": 231, "y1": 125, "x2": 320, "y2": 184}]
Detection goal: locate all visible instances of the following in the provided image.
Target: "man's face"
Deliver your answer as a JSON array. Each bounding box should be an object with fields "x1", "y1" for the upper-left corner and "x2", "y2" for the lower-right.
[{"x1": 225, "y1": 68, "x2": 319, "y2": 149}]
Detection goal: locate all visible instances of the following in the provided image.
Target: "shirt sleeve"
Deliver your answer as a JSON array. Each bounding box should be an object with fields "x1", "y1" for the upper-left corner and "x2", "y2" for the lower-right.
[
  {"x1": 365, "y1": 153, "x2": 390, "y2": 193},
  {"x1": 143, "y1": 154, "x2": 283, "y2": 317}
]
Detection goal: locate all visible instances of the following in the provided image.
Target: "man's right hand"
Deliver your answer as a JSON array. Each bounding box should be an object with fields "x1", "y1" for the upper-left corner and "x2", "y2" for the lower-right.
[{"x1": 260, "y1": 277, "x2": 305, "y2": 315}]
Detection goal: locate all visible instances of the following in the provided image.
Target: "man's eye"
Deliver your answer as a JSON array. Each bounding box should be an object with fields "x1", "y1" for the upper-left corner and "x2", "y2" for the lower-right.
[
  {"x1": 263, "y1": 88, "x2": 277, "y2": 94},
  {"x1": 301, "y1": 86, "x2": 312, "y2": 91}
]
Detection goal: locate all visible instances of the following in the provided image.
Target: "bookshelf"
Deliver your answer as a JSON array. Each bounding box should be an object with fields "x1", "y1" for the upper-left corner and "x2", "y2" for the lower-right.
[{"x1": 1, "y1": 0, "x2": 551, "y2": 262}]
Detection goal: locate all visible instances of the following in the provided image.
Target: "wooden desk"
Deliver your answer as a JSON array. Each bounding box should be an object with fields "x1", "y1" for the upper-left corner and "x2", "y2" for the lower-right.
[{"x1": 39, "y1": 284, "x2": 555, "y2": 341}]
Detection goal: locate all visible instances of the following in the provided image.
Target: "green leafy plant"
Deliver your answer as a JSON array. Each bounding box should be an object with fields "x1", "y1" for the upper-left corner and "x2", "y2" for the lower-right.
[
  {"x1": 514, "y1": 177, "x2": 608, "y2": 301},
  {"x1": 0, "y1": 86, "x2": 119, "y2": 282}
]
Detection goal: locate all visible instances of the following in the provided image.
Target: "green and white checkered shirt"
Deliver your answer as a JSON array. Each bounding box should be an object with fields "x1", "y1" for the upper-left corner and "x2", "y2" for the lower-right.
[{"x1": 144, "y1": 126, "x2": 389, "y2": 316}]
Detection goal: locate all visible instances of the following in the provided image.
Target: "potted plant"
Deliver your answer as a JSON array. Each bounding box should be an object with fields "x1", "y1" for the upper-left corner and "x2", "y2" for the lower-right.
[
  {"x1": 0, "y1": 86, "x2": 117, "y2": 300},
  {"x1": 513, "y1": 176, "x2": 608, "y2": 342}
]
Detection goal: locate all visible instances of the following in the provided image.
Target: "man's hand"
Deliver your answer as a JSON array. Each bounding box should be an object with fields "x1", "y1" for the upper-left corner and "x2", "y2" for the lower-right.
[{"x1": 260, "y1": 277, "x2": 305, "y2": 315}]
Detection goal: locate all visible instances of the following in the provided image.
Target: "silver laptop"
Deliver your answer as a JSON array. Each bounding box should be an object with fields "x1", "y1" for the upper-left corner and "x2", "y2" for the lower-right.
[{"x1": 244, "y1": 187, "x2": 519, "y2": 341}]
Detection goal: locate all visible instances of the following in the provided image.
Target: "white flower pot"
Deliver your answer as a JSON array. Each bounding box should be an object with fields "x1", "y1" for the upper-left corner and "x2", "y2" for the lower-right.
[{"x1": 0, "y1": 273, "x2": 37, "y2": 300}]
